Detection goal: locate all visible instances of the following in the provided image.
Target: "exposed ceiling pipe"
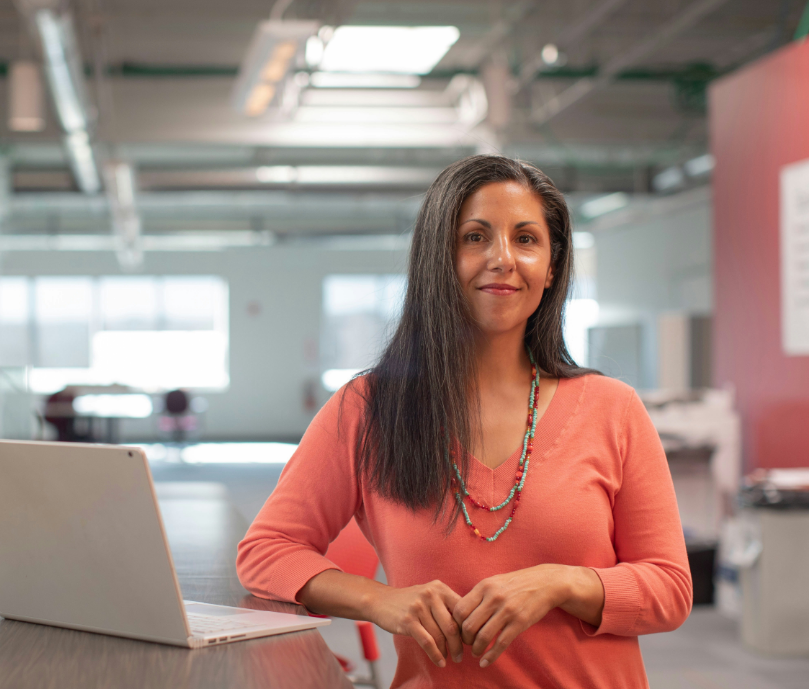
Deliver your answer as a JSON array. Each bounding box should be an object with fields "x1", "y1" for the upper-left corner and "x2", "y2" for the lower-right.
[
  {"x1": 14, "y1": 0, "x2": 102, "y2": 193},
  {"x1": 530, "y1": 0, "x2": 731, "y2": 127}
]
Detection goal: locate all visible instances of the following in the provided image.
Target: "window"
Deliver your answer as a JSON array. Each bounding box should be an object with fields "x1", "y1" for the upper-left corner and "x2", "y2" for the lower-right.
[
  {"x1": 0, "y1": 276, "x2": 229, "y2": 393},
  {"x1": 0, "y1": 277, "x2": 30, "y2": 367},
  {"x1": 321, "y1": 274, "x2": 406, "y2": 391}
]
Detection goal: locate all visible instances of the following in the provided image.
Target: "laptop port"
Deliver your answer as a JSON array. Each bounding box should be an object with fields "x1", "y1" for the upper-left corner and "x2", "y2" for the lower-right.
[
  {"x1": 208, "y1": 639, "x2": 216, "y2": 644},
  {"x1": 219, "y1": 637, "x2": 227, "y2": 641}
]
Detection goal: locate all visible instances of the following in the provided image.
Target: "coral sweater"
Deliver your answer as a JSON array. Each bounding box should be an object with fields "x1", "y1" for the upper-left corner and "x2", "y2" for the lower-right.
[{"x1": 237, "y1": 374, "x2": 692, "y2": 689}]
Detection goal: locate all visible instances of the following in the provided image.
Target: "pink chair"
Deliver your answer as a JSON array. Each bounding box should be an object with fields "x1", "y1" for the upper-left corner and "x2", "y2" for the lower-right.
[{"x1": 325, "y1": 518, "x2": 383, "y2": 689}]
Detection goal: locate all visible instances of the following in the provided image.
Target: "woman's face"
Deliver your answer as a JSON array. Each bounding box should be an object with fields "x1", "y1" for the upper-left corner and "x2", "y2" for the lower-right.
[{"x1": 455, "y1": 180, "x2": 554, "y2": 337}]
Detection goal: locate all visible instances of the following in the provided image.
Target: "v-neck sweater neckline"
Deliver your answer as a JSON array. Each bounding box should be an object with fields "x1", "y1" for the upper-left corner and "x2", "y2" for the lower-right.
[{"x1": 464, "y1": 376, "x2": 583, "y2": 506}]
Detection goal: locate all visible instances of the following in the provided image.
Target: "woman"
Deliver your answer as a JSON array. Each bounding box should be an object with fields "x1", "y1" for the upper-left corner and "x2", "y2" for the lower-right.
[{"x1": 237, "y1": 155, "x2": 692, "y2": 688}]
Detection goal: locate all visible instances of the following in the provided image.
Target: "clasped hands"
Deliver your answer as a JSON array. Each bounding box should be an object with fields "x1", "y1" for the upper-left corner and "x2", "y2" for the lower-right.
[{"x1": 369, "y1": 564, "x2": 604, "y2": 669}]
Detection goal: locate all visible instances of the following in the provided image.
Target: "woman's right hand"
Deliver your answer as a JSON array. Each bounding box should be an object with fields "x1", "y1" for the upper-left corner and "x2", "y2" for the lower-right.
[{"x1": 368, "y1": 580, "x2": 463, "y2": 667}]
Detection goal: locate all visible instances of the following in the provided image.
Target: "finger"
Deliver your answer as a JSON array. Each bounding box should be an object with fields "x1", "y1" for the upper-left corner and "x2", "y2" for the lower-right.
[
  {"x1": 478, "y1": 622, "x2": 523, "y2": 668},
  {"x1": 410, "y1": 623, "x2": 447, "y2": 667},
  {"x1": 438, "y1": 584, "x2": 462, "y2": 611},
  {"x1": 459, "y1": 599, "x2": 495, "y2": 647},
  {"x1": 430, "y1": 598, "x2": 464, "y2": 663},
  {"x1": 418, "y1": 608, "x2": 448, "y2": 658},
  {"x1": 452, "y1": 587, "x2": 483, "y2": 630},
  {"x1": 471, "y1": 610, "x2": 509, "y2": 657}
]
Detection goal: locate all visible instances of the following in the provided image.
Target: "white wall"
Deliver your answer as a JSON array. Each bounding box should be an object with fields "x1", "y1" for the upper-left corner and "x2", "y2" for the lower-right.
[
  {"x1": 590, "y1": 190, "x2": 713, "y2": 388},
  {"x1": 0, "y1": 243, "x2": 408, "y2": 441}
]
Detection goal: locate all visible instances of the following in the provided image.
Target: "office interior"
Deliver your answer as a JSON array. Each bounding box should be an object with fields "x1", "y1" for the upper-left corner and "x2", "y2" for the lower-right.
[{"x1": 1, "y1": 0, "x2": 809, "y2": 687}]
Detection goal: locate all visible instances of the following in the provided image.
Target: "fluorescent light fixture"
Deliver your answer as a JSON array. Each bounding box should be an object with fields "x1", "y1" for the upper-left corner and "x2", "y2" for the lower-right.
[
  {"x1": 652, "y1": 166, "x2": 685, "y2": 192},
  {"x1": 322, "y1": 368, "x2": 361, "y2": 391},
  {"x1": 579, "y1": 193, "x2": 629, "y2": 220},
  {"x1": 73, "y1": 394, "x2": 153, "y2": 418},
  {"x1": 255, "y1": 165, "x2": 438, "y2": 186},
  {"x1": 64, "y1": 131, "x2": 100, "y2": 193},
  {"x1": 309, "y1": 72, "x2": 421, "y2": 88},
  {"x1": 683, "y1": 153, "x2": 714, "y2": 177},
  {"x1": 232, "y1": 20, "x2": 319, "y2": 117},
  {"x1": 573, "y1": 231, "x2": 595, "y2": 249},
  {"x1": 35, "y1": 10, "x2": 89, "y2": 133},
  {"x1": 256, "y1": 165, "x2": 297, "y2": 183},
  {"x1": 295, "y1": 106, "x2": 457, "y2": 124},
  {"x1": 319, "y1": 26, "x2": 460, "y2": 74},
  {"x1": 305, "y1": 35, "x2": 325, "y2": 67},
  {"x1": 8, "y1": 61, "x2": 45, "y2": 132}
]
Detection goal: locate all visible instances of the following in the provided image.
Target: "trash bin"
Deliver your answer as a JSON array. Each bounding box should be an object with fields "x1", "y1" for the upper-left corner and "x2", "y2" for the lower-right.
[{"x1": 737, "y1": 471, "x2": 809, "y2": 656}]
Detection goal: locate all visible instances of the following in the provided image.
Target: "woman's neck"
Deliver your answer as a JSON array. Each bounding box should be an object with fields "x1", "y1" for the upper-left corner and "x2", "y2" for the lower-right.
[{"x1": 474, "y1": 327, "x2": 531, "y2": 390}]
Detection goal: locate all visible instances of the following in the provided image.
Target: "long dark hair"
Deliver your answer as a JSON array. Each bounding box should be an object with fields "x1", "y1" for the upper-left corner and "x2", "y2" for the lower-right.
[{"x1": 353, "y1": 154, "x2": 595, "y2": 516}]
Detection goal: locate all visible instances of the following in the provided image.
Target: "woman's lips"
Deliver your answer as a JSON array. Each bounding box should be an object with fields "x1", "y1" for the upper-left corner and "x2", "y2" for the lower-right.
[{"x1": 479, "y1": 284, "x2": 520, "y2": 296}]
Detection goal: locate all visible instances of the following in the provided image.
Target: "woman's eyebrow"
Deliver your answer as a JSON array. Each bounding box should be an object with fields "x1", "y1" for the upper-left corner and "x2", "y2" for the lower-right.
[
  {"x1": 459, "y1": 219, "x2": 542, "y2": 229},
  {"x1": 459, "y1": 218, "x2": 491, "y2": 228}
]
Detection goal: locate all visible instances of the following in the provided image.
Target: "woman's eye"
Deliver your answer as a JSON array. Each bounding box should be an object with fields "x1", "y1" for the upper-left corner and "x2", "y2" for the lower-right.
[
  {"x1": 517, "y1": 234, "x2": 535, "y2": 244},
  {"x1": 466, "y1": 232, "x2": 484, "y2": 242}
]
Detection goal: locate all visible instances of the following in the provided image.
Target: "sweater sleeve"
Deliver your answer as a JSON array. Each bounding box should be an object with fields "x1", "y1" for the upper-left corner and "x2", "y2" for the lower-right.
[
  {"x1": 584, "y1": 388, "x2": 693, "y2": 637},
  {"x1": 236, "y1": 381, "x2": 365, "y2": 603}
]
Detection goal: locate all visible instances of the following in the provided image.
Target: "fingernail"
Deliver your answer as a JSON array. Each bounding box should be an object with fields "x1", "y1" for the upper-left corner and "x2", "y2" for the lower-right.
[
  {"x1": 480, "y1": 659, "x2": 489, "y2": 668},
  {"x1": 453, "y1": 654, "x2": 463, "y2": 663},
  {"x1": 438, "y1": 659, "x2": 446, "y2": 668}
]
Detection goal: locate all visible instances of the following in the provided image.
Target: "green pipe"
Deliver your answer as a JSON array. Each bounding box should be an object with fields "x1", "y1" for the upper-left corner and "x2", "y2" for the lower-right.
[{"x1": 0, "y1": 60, "x2": 716, "y2": 83}]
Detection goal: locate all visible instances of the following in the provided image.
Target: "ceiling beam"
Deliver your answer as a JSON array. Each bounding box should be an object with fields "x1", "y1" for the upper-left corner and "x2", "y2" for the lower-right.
[
  {"x1": 530, "y1": 0, "x2": 731, "y2": 127},
  {"x1": 517, "y1": 0, "x2": 630, "y2": 91}
]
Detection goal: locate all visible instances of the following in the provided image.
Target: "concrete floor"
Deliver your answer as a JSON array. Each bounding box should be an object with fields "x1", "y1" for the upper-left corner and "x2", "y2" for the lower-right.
[{"x1": 150, "y1": 458, "x2": 809, "y2": 689}]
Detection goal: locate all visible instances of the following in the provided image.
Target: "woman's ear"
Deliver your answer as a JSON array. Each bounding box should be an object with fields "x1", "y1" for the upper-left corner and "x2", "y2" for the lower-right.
[{"x1": 544, "y1": 266, "x2": 554, "y2": 289}]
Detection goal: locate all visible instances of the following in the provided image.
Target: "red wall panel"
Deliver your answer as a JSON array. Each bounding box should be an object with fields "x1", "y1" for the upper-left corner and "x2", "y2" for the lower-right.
[{"x1": 710, "y1": 39, "x2": 809, "y2": 470}]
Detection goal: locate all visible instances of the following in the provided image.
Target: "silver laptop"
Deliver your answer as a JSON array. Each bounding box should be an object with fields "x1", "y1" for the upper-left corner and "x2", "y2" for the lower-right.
[{"x1": 0, "y1": 440, "x2": 329, "y2": 648}]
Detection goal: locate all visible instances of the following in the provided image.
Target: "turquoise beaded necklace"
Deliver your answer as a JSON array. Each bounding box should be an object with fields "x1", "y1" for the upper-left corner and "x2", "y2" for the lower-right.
[{"x1": 451, "y1": 348, "x2": 540, "y2": 543}]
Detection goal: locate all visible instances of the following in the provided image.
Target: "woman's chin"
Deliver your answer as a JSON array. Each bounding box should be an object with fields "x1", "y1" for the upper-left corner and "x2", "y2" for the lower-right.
[{"x1": 473, "y1": 319, "x2": 528, "y2": 338}]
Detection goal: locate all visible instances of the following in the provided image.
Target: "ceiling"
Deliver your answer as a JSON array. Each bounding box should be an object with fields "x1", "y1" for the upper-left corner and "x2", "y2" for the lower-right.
[{"x1": 0, "y1": 0, "x2": 804, "y2": 243}]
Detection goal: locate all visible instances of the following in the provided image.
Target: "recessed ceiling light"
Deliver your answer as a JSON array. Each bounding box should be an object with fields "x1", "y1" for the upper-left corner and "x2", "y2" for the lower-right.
[
  {"x1": 541, "y1": 44, "x2": 559, "y2": 65},
  {"x1": 318, "y1": 26, "x2": 460, "y2": 74}
]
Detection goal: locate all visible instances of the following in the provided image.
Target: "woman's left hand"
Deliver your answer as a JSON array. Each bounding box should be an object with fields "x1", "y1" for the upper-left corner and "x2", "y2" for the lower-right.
[{"x1": 452, "y1": 564, "x2": 604, "y2": 667}]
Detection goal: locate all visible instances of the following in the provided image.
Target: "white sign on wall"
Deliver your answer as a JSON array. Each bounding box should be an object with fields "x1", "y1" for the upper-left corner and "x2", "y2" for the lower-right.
[{"x1": 780, "y1": 158, "x2": 809, "y2": 355}]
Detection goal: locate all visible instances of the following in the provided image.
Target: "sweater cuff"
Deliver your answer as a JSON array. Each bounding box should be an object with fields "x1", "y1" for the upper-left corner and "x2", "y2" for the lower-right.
[
  {"x1": 254, "y1": 548, "x2": 343, "y2": 604},
  {"x1": 581, "y1": 565, "x2": 641, "y2": 637}
]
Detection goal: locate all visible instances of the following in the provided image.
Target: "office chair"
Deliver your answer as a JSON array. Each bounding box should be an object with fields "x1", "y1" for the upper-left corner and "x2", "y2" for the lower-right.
[
  {"x1": 325, "y1": 518, "x2": 382, "y2": 689},
  {"x1": 158, "y1": 389, "x2": 198, "y2": 444}
]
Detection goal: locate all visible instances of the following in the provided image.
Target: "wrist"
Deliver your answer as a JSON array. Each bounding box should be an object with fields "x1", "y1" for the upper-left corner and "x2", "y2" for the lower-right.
[
  {"x1": 361, "y1": 581, "x2": 389, "y2": 625},
  {"x1": 552, "y1": 565, "x2": 579, "y2": 608}
]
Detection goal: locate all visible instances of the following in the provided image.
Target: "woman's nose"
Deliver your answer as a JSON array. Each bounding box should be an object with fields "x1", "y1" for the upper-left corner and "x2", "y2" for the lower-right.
[{"x1": 488, "y1": 235, "x2": 516, "y2": 271}]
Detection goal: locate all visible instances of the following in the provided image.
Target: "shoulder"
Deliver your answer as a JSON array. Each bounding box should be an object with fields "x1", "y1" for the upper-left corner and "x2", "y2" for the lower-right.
[
  {"x1": 314, "y1": 374, "x2": 371, "y2": 427},
  {"x1": 568, "y1": 373, "x2": 639, "y2": 423},
  {"x1": 578, "y1": 372, "x2": 635, "y2": 400}
]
